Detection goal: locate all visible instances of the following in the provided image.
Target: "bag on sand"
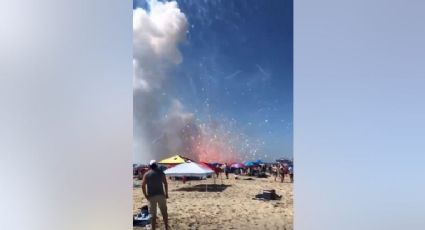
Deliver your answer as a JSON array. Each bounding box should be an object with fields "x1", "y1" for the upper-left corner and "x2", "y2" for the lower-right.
[
  {"x1": 262, "y1": 190, "x2": 276, "y2": 200},
  {"x1": 253, "y1": 189, "x2": 282, "y2": 201},
  {"x1": 133, "y1": 205, "x2": 152, "y2": 227}
]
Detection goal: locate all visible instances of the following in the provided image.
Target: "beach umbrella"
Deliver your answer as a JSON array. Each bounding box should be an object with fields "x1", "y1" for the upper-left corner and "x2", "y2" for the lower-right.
[
  {"x1": 244, "y1": 161, "x2": 258, "y2": 167},
  {"x1": 230, "y1": 163, "x2": 245, "y2": 169},
  {"x1": 210, "y1": 162, "x2": 221, "y2": 167}
]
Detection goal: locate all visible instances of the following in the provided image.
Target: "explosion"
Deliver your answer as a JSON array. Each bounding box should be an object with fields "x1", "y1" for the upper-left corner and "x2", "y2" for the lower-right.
[{"x1": 133, "y1": 0, "x2": 264, "y2": 164}]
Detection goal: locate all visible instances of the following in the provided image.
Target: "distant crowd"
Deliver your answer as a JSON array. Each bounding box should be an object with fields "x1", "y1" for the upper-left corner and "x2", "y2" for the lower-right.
[
  {"x1": 219, "y1": 163, "x2": 293, "y2": 183},
  {"x1": 134, "y1": 162, "x2": 294, "y2": 183},
  {"x1": 271, "y1": 163, "x2": 293, "y2": 183}
]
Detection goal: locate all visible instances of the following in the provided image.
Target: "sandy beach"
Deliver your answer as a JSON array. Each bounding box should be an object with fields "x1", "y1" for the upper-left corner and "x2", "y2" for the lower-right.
[{"x1": 133, "y1": 174, "x2": 293, "y2": 230}]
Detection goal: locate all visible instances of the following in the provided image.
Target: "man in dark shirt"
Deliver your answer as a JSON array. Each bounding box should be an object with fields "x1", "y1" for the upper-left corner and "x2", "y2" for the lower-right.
[
  {"x1": 223, "y1": 163, "x2": 230, "y2": 179},
  {"x1": 142, "y1": 160, "x2": 169, "y2": 230}
]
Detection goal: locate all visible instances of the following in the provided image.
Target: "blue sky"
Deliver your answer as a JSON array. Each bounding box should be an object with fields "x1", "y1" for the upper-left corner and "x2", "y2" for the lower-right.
[{"x1": 134, "y1": 0, "x2": 293, "y2": 161}]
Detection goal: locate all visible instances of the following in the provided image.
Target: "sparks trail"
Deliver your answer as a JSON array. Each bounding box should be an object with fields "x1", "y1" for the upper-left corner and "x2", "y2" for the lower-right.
[{"x1": 180, "y1": 117, "x2": 265, "y2": 163}]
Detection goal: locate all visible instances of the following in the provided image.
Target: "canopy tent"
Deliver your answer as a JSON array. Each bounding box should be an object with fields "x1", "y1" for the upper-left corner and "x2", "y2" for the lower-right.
[
  {"x1": 200, "y1": 162, "x2": 224, "y2": 184},
  {"x1": 276, "y1": 158, "x2": 293, "y2": 166},
  {"x1": 164, "y1": 162, "x2": 214, "y2": 177},
  {"x1": 164, "y1": 162, "x2": 216, "y2": 191},
  {"x1": 230, "y1": 163, "x2": 245, "y2": 169},
  {"x1": 200, "y1": 162, "x2": 220, "y2": 173},
  {"x1": 158, "y1": 155, "x2": 192, "y2": 164}
]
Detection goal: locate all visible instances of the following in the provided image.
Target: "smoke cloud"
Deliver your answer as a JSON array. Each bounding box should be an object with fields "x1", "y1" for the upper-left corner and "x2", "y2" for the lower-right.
[
  {"x1": 133, "y1": 0, "x2": 199, "y2": 164},
  {"x1": 133, "y1": 0, "x2": 187, "y2": 92},
  {"x1": 133, "y1": 0, "x2": 261, "y2": 164}
]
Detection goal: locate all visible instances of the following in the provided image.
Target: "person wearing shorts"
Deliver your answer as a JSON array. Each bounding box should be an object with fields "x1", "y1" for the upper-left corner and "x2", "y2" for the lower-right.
[
  {"x1": 279, "y1": 165, "x2": 285, "y2": 183},
  {"x1": 288, "y1": 166, "x2": 294, "y2": 183},
  {"x1": 142, "y1": 160, "x2": 169, "y2": 230},
  {"x1": 272, "y1": 165, "x2": 278, "y2": 181}
]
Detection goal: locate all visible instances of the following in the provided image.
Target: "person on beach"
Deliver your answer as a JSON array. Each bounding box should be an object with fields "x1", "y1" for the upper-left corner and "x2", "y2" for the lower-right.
[
  {"x1": 142, "y1": 160, "x2": 169, "y2": 230},
  {"x1": 223, "y1": 163, "x2": 230, "y2": 179},
  {"x1": 279, "y1": 165, "x2": 285, "y2": 183},
  {"x1": 215, "y1": 167, "x2": 220, "y2": 178},
  {"x1": 288, "y1": 165, "x2": 294, "y2": 183},
  {"x1": 272, "y1": 165, "x2": 278, "y2": 181},
  {"x1": 281, "y1": 164, "x2": 290, "y2": 183}
]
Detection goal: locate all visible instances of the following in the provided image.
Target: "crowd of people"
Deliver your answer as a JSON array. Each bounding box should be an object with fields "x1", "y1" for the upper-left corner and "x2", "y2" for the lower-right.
[
  {"x1": 270, "y1": 163, "x2": 293, "y2": 183},
  {"x1": 134, "y1": 162, "x2": 294, "y2": 183},
  {"x1": 218, "y1": 162, "x2": 294, "y2": 183}
]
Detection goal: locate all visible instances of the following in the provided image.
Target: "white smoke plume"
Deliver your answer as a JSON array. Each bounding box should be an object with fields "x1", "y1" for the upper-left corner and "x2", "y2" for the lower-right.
[
  {"x1": 133, "y1": 0, "x2": 187, "y2": 92},
  {"x1": 133, "y1": 0, "x2": 192, "y2": 164}
]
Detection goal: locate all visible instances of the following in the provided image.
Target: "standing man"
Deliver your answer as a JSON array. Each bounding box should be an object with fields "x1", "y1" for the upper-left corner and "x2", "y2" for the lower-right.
[
  {"x1": 272, "y1": 165, "x2": 278, "y2": 181},
  {"x1": 223, "y1": 163, "x2": 230, "y2": 179},
  {"x1": 288, "y1": 165, "x2": 294, "y2": 183},
  {"x1": 279, "y1": 164, "x2": 285, "y2": 183},
  {"x1": 142, "y1": 160, "x2": 169, "y2": 230}
]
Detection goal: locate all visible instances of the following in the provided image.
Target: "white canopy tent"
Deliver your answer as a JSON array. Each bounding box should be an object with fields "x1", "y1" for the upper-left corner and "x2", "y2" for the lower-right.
[
  {"x1": 164, "y1": 162, "x2": 214, "y2": 177},
  {"x1": 164, "y1": 162, "x2": 215, "y2": 191}
]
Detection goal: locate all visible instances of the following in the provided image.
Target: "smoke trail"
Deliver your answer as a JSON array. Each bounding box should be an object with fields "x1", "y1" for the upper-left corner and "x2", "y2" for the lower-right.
[{"x1": 133, "y1": 0, "x2": 189, "y2": 163}]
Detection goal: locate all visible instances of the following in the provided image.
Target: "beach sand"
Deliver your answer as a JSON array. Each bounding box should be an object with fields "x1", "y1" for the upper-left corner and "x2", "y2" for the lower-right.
[{"x1": 133, "y1": 174, "x2": 293, "y2": 230}]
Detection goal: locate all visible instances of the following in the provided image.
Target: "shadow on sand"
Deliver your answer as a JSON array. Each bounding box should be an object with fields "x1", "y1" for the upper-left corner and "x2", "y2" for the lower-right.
[{"x1": 173, "y1": 184, "x2": 231, "y2": 192}]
